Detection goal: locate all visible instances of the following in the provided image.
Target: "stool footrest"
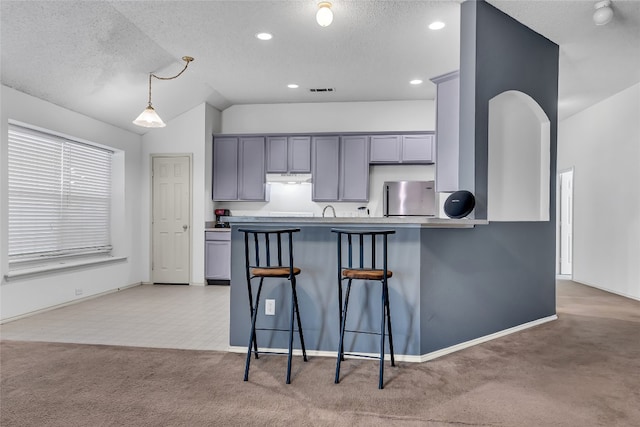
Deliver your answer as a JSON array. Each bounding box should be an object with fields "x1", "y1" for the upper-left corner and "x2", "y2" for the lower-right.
[
  {"x1": 342, "y1": 352, "x2": 388, "y2": 360},
  {"x1": 344, "y1": 329, "x2": 383, "y2": 336},
  {"x1": 255, "y1": 327, "x2": 301, "y2": 333}
]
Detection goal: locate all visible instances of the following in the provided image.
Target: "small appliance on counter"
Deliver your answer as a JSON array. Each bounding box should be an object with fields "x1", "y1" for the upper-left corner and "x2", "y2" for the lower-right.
[
  {"x1": 383, "y1": 181, "x2": 436, "y2": 217},
  {"x1": 214, "y1": 209, "x2": 231, "y2": 228}
]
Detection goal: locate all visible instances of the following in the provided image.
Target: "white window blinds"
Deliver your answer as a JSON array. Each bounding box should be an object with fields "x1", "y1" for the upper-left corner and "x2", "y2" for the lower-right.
[{"x1": 8, "y1": 124, "x2": 113, "y2": 264}]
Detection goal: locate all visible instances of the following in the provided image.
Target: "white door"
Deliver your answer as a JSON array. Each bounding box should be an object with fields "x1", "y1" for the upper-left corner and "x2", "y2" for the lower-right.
[
  {"x1": 559, "y1": 169, "x2": 573, "y2": 276},
  {"x1": 152, "y1": 156, "x2": 191, "y2": 284}
]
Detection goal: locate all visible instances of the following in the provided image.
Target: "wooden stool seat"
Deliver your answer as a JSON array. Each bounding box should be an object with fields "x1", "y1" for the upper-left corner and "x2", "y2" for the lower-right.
[
  {"x1": 252, "y1": 266, "x2": 301, "y2": 277},
  {"x1": 342, "y1": 268, "x2": 393, "y2": 280}
]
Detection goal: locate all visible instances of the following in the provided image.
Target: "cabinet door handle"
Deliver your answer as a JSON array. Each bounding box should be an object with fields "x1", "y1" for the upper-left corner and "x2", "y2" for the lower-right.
[{"x1": 183, "y1": 224, "x2": 188, "y2": 231}]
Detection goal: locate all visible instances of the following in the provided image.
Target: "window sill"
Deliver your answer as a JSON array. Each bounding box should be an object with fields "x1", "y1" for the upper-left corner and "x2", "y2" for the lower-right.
[{"x1": 4, "y1": 256, "x2": 128, "y2": 281}]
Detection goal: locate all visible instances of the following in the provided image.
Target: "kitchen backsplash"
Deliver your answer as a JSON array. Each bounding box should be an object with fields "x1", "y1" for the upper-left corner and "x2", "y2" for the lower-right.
[{"x1": 216, "y1": 164, "x2": 436, "y2": 218}]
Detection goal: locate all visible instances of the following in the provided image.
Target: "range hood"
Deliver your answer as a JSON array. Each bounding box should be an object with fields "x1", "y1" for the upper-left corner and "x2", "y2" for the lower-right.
[{"x1": 265, "y1": 173, "x2": 312, "y2": 183}]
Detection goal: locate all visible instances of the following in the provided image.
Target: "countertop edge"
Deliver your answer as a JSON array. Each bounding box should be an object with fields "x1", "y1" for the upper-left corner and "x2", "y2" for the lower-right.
[{"x1": 219, "y1": 216, "x2": 488, "y2": 228}]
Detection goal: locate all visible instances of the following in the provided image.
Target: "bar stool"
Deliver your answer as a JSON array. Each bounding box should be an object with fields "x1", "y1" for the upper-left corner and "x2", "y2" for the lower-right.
[
  {"x1": 238, "y1": 227, "x2": 307, "y2": 384},
  {"x1": 331, "y1": 228, "x2": 396, "y2": 389}
]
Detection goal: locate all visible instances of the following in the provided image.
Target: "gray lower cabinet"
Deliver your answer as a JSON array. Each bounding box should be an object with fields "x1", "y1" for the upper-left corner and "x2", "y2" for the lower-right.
[
  {"x1": 266, "y1": 136, "x2": 311, "y2": 173},
  {"x1": 212, "y1": 136, "x2": 265, "y2": 201},
  {"x1": 431, "y1": 70, "x2": 460, "y2": 192},
  {"x1": 312, "y1": 135, "x2": 369, "y2": 202},
  {"x1": 369, "y1": 133, "x2": 434, "y2": 164},
  {"x1": 205, "y1": 231, "x2": 231, "y2": 281}
]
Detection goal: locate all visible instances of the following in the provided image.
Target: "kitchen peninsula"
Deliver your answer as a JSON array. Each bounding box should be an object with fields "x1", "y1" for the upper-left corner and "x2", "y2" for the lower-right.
[{"x1": 225, "y1": 215, "x2": 556, "y2": 360}]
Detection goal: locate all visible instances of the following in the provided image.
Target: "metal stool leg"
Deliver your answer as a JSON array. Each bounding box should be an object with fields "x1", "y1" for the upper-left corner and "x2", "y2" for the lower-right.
[
  {"x1": 244, "y1": 279, "x2": 264, "y2": 381},
  {"x1": 384, "y1": 279, "x2": 395, "y2": 367},
  {"x1": 379, "y1": 279, "x2": 386, "y2": 389},
  {"x1": 291, "y1": 280, "x2": 307, "y2": 362},
  {"x1": 335, "y1": 279, "x2": 352, "y2": 384}
]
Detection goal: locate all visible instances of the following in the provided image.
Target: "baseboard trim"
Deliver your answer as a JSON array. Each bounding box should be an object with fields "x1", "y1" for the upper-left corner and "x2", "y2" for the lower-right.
[
  {"x1": 570, "y1": 279, "x2": 640, "y2": 302},
  {"x1": 227, "y1": 314, "x2": 558, "y2": 363},
  {"x1": 0, "y1": 282, "x2": 143, "y2": 324},
  {"x1": 417, "y1": 314, "x2": 558, "y2": 362}
]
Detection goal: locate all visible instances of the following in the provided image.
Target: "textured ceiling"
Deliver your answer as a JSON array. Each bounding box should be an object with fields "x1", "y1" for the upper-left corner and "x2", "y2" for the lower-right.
[{"x1": 1, "y1": 1, "x2": 639, "y2": 135}]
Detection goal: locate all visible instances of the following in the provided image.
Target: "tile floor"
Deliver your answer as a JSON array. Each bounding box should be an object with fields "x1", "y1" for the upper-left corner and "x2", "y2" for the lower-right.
[{"x1": 0, "y1": 283, "x2": 230, "y2": 351}]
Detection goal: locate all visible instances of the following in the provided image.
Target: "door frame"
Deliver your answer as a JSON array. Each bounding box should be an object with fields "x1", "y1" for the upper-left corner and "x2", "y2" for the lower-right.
[
  {"x1": 150, "y1": 153, "x2": 193, "y2": 284},
  {"x1": 557, "y1": 167, "x2": 574, "y2": 277}
]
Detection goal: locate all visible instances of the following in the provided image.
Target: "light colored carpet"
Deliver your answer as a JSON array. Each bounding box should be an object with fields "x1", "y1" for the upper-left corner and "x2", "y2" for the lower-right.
[{"x1": 2, "y1": 280, "x2": 639, "y2": 426}]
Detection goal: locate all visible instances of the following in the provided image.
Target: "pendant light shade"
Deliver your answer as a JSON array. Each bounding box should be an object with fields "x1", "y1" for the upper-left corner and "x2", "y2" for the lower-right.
[
  {"x1": 316, "y1": 2, "x2": 333, "y2": 27},
  {"x1": 133, "y1": 56, "x2": 194, "y2": 128},
  {"x1": 133, "y1": 105, "x2": 166, "y2": 128}
]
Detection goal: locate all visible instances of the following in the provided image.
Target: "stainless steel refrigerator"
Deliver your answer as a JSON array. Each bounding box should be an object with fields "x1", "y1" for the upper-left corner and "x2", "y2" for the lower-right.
[{"x1": 383, "y1": 181, "x2": 436, "y2": 216}]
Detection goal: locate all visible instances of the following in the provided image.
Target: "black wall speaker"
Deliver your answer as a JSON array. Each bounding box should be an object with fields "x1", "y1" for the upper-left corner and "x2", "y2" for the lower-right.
[{"x1": 444, "y1": 191, "x2": 476, "y2": 219}]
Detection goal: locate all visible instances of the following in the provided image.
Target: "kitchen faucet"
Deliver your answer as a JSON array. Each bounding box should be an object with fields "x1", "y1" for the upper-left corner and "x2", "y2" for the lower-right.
[{"x1": 322, "y1": 205, "x2": 336, "y2": 218}]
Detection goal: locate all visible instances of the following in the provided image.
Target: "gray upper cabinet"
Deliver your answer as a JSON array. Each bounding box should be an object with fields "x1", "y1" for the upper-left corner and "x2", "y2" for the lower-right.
[
  {"x1": 370, "y1": 135, "x2": 401, "y2": 163},
  {"x1": 431, "y1": 70, "x2": 460, "y2": 192},
  {"x1": 212, "y1": 137, "x2": 239, "y2": 201},
  {"x1": 267, "y1": 136, "x2": 311, "y2": 173},
  {"x1": 238, "y1": 136, "x2": 266, "y2": 200},
  {"x1": 312, "y1": 135, "x2": 370, "y2": 202},
  {"x1": 312, "y1": 135, "x2": 340, "y2": 201},
  {"x1": 370, "y1": 133, "x2": 434, "y2": 164},
  {"x1": 213, "y1": 136, "x2": 265, "y2": 201},
  {"x1": 402, "y1": 134, "x2": 434, "y2": 163},
  {"x1": 340, "y1": 135, "x2": 370, "y2": 201},
  {"x1": 288, "y1": 136, "x2": 311, "y2": 173},
  {"x1": 266, "y1": 136, "x2": 288, "y2": 173}
]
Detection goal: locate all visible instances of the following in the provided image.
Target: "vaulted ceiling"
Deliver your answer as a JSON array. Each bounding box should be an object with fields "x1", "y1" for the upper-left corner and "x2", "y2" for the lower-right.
[{"x1": 1, "y1": 1, "x2": 639, "y2": 135}]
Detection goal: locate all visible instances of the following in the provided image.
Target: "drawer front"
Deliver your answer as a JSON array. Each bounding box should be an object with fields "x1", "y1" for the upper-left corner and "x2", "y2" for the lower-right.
[{"x1": 205, "y1": 231, "x2": 231, "y2": 241}]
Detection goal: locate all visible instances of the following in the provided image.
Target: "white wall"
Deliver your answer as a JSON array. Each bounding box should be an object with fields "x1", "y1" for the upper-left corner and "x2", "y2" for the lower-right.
[
  {"x1": 218, "y1": 100, "x2": 436, "y2": 217},
  {"x1": 558, "y1": 83, "x2": 640, "y2": 300},
  {"x1": 141, "y1": 103, "x2": 222, "y2": 286},
  {"x1": 0, "y1": 86, "x2": 145, "y2": 320},
  {"x1": 222, "y1": 100, "x2": 434, "y2": 134}
]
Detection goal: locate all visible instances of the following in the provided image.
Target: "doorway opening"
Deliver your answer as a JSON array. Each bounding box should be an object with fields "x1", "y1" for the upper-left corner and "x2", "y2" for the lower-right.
[{"x1": 558, "y1": 168, "x2": 574, "y2": 277}]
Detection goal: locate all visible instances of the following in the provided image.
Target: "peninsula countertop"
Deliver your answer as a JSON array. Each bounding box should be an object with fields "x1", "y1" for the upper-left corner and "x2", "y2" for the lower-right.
[{"x1": 220, "y1": 216, "x2": 488, "y2": 228}]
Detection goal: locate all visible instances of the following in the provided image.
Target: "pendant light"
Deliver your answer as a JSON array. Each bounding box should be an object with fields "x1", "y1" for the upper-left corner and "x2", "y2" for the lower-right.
[
  {"x1": 133, "y1": 56, "x2": 194, "y2": 128},
  {"x1": 316, "y1": 2, "x2": 333, "y2": 27}
]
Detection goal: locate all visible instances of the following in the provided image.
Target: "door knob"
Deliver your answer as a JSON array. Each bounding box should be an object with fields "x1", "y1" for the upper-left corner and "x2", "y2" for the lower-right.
[{"x1": 183, "y1": 224, "x2": 188, "y2": 231}]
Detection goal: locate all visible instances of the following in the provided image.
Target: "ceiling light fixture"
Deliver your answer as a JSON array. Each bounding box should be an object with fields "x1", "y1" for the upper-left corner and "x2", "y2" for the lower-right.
[
  {"x1": 410, "y1": 79, "x2": 423, "y2": 85},
  {"x1": 256, "y1": 32, "x2": 273, "y2": 41},
  {"x1": 133, "y1": 56, "x2": 194, "y2": 128},
  {"x1": 316, "y1": 2, "x2": 333, "y2": 27},
  {"x1": 428, "y1": 21, "x2": 445, "y2": 30},
  {"x1": 593, "y1": 0, "x2": 614, "y2": 25},
  {"x1": 288, "y1": 84, "x2": 299, "y2": 89}
]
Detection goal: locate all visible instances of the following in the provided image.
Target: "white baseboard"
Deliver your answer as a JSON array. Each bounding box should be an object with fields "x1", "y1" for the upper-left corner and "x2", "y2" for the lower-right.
[
  {"x1": 0, "y1": 282, "x2": 143, "y2": 324},
  {"x1": 227, "y1": 314, "x2": 558, "y2": 363},
  {"x1": 570, "y1": 279, "x2": 640, "y2": 302}
]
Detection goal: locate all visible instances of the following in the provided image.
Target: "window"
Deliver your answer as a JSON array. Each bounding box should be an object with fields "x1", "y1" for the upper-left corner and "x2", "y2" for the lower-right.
[{"x1": 7, "y1": 123, "x2": 113, "y2": 266}]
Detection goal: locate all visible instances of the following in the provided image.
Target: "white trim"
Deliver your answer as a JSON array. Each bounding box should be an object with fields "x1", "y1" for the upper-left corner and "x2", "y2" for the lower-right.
[
  {"x1": 227, "y1": 314, "x2": 558, "y2": 363},
  {"x1": 572, "y1": 279, "x2": 640, "y2": 302},
  {"x1": 0, "y1": 282, "x2": 142, "y2": 324},
  {"x1": 3, "y1": 256, "x2": 128, "y2": 281},
  {"x1": 416, "y1": 314, "x2": 557, "y2": 362}
]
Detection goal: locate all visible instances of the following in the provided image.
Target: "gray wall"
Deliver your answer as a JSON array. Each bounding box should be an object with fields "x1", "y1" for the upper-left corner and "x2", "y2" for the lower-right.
[{"x1": 422, "y1": 0, "x2": 559, "y2": 353}]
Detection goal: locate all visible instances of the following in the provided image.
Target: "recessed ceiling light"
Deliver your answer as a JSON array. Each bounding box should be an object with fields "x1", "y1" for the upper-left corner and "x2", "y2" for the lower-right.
[
  {"x1": 429, "y1": 21, "x2": 445, "y2": 30},
  {"x1": 288, "y1": 84, "x2": 299, "y2": 89},
  {"x1": 256, "y1": 32, "x2": 273, "y2": 40},
  {"x1": 410, "y1": 79, "x2": 423, "y2": 85}
]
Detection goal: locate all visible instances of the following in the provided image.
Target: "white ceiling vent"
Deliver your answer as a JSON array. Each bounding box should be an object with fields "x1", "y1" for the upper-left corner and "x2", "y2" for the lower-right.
[{"x1": 309, "y1": 88, "x2": 335, "y2": 93}]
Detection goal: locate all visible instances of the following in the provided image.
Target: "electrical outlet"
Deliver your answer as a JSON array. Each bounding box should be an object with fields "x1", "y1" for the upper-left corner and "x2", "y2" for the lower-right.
[
  {"x1": 265, "y1": 299, "x2": 276, "y2": 316},
  {"x1": 75, "y1": 288, "x2": 83, "y2": 296}
]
